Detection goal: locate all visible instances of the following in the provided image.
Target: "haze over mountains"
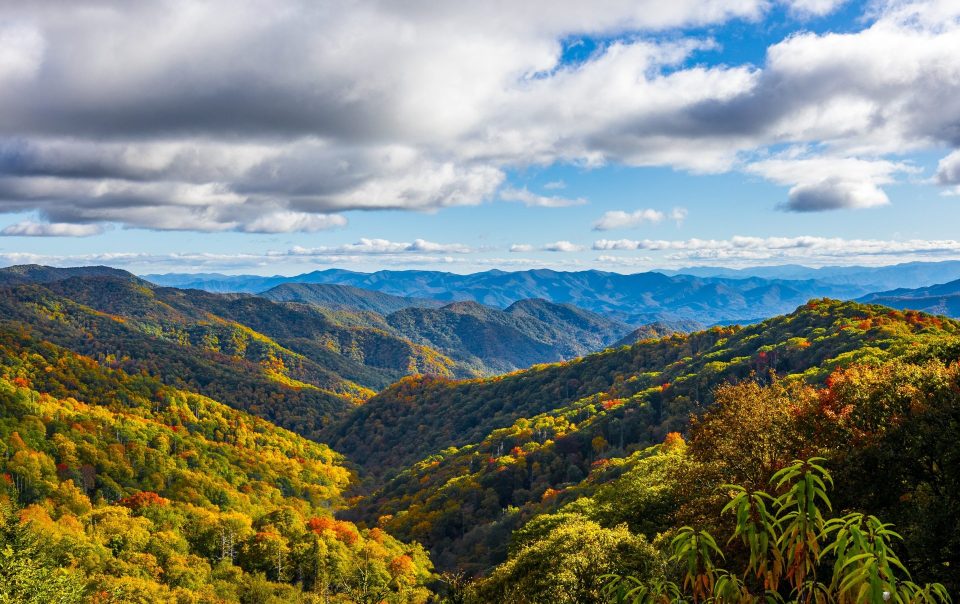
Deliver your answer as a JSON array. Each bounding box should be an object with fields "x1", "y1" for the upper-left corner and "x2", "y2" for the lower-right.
[
  {"x1": 145, "y1": 260, "x2": 960, "y2": 326},
  {"x1": 658, "y1": 260, "x2": 960, "y2": 291},
  {"x1": 147, "y1": 267, "x2": 860, "y2": 325},
  {"x1": 857, "y1": 277, "x2": 960, "y2": 317}
]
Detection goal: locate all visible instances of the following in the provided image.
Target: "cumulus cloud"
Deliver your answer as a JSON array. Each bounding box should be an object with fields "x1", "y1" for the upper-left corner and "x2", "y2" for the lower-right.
[
  {"x1": 936, "y1": 150, "x2": 960, "y2": 193},
  {"x1": 289, "y1": 238, "x2": 475, "y2": 255},
  {"x1": 1, "y1": 221, "x2": 104, "y2": 237},
  {"x1": 509, "y1": 244, "x2": 535, "y2": 253},
  {"x1": 542, "y1": 240, "x2": 585, "y2": 252},
  {"x1": 748, "y1": 155, "x2": 915, "y2": 212},
  {"x1": 781, "y1": 0, "x2": 848, "y2": 17},
  {"x1": 500, "y1": 187, "x2": 586, "y2": 208},
  {"x1": 593, "y1": 207, "x2": 688, "y2": 230},
  {"x1": 0, "y1": 0, "x2": 957, "y2": 233}
]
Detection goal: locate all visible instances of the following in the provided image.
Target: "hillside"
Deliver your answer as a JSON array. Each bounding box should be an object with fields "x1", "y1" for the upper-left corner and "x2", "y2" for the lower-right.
[
  {"x1": 0, "y1": 323, "x2": 434, "y2": 602},
  {"x1": 258, "y1": 284, "x2": 633, "y2": 375},
  {"x1": 261, "y1": 282, "x2": 444, "y2": 314},
  {"x1": 858, "y1": 278, "x2": 960, "y2": 317},
  {"x1": 340, "y1": 300, "x2": 960, "y2": 576},
  {"x1": 0, "y1": 264, "x2": 133, "y2": 286},
  {"x1": 460, "y1": 360, "x2": 960, "y2": 599},
  {"x1": 326, "y1": 299, "x2": 960, "y2": 478},
  {"x1": 384, "y1": 299, "x2": 631, "y2": 374},
  {"x1": 147, "y1": 268, "x2": 862, "y2": 325},
  {"x1": 613, "y1": 319, "x2": 705, "y2": 346},
  {"x1": 0, "y1": 268, "x2": 458, "y2": 441}
]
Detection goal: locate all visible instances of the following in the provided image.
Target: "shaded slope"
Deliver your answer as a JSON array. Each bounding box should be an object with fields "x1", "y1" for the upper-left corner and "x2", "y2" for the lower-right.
[
  {"x1": 261, "y1": 282, "x2": 443, "y2": 314},
  {"x1": 384, "y1": 299, "x2": 631, "y2": 374},
  {"x1": 326, "y1": 300, "x2": 960, "y2": 479}
]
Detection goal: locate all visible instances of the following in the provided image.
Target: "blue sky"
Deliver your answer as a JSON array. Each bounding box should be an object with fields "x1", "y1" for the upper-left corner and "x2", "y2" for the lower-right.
[{"x1": 1, "y1": 0, "x2": 959, "y2": 275}]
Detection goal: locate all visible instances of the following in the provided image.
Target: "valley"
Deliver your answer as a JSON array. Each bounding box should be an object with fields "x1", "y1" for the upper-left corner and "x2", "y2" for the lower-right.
[{"x1": 1, "y1": 265, "x2": 959, "y2": 602}]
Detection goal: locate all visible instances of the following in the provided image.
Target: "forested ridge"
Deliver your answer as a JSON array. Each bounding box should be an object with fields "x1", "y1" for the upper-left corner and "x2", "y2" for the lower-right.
[
  {"x1": 325, "y1": 299, "x2": 959, "y2": 476},
  {"x1": 0, "y1": 324, "x2": 434, "y2": 602},
  {"x1": 0, "y1": 266, "x2": 958, "y2": 602}
]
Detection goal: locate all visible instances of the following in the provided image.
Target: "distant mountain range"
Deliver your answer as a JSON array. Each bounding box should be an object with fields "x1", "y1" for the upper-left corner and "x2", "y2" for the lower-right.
[
  {"x1": 146, "y1": 267, "x2": 870, "y2": 325},
  {"x1": 660, "y1": 260, "x2": 960, "y2": 291},
  {"x1": 261, "y1": 282, "x2": 443, "y2": 314},
  {"x1": 857, "y1": 278, "x2": 960, "y2": 317}
]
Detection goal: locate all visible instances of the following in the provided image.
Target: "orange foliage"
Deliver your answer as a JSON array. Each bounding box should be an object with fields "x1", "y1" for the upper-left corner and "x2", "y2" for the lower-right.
[
  {"x1": 388, "y1": 554, "x2": 415, "y2": 577},
  {"x1": 602, "y1": 398, "x2": 625, "y2": 410},
  {"x1": 662, "y1": 432, "x2": 685, "y2": 451},
  {"x1": 118, "y1": 491, "x2": 169, "y2": 510}
]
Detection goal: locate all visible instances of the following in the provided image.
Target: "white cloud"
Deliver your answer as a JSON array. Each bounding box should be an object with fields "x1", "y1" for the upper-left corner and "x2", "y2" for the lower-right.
[
  {"x1": 594, "y1": 209, "x2": 664, "y2": 230},
  {"x1": 747, "y1": 155, "x2": 916, "y2": 212},
  {"x1": 509, "y1": 243, "x2": 535, "y2": 253},
  {"x1": 0, "y1": 0, "x2": 957, "y2": 232},
  {"x1": 499, "y1": 187, "x2": 586, "y2": 208},
  {"x1": 780, "y1": 0, "x2": 848, "y2": 17},
  {"x1": 936, "y1": 149, "x2": 960, "y2": 187},
  {"x1": 0, "y1": 249, "x2": 591, "y2": 274},
  {"x1": 289, "y1": 238, "x2": 475, "y2": 255},
  {"x1": 594, "y1": 235, "x2": 960, "y2": 264},
  {"x1": 1, "y1": 221, "x2": 104, "y2": 237},
  {"x1": 0, "y1": 23, "x2": 44, "y2": 85},
  {"x1": 543, "y1": 180, "x2": 566, "y2": 190},
  {"x1": 542, "y1": 240, "x2": 585, "y2": 252},
  {"x1": 592, "y1": 207, "x2": 688, "y2": 230},
  {"x1": 240, "y1": 212, "x2": 346, "y2": 234}
]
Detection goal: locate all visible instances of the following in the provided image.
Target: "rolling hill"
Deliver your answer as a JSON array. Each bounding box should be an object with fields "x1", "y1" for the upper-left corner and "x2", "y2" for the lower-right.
[
  {"x1": 612, "y1": 319, "x2": 705, "y2": 346},
  {"x1": 662, "y1": 260, "x2": 960, "y2": 291},
  {"x1": 3, "y1": 264, "x2": 960, "y2": 599},
  {"x1": 323, "y1": 299, "x2": 960, "y2": 479}
]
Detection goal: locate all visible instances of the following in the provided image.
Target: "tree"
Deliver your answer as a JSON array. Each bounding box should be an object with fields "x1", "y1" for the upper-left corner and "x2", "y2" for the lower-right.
[
  {"x1": 479, "y1": 515, "x2": 663, "y2": 604},
  {"x1": 603, "y1": 459, "x2": 951, "y2": 604},
  {"x1": 0, "y1": 505, "x2": 86, "y2": 604}
]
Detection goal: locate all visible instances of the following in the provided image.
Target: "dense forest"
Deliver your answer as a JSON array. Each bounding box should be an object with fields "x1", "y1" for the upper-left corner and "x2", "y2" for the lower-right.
[
  {"x1": 0, "y1": 267, "x2": 958, "y2": 602},
  {"x1": 0, "y1": 325, "x2": 434, "y2": 602}
]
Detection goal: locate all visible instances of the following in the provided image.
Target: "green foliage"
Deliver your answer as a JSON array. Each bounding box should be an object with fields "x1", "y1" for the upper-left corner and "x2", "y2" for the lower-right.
[
  {"x1": 476, "y1": 515, "x2": 663, "y2": 604},
  {"x1": 606, "y1": 459, "x2": 951, "y2": 604},
  {"x1": 0, "y1": 326, "x2": 434, "y2": 602},
  {"x1": 351, "y1": 301, "x2": 960, "y2": 573},
  {"x1": 0, "y1": 505, "x2": 85, "y2": 604}
]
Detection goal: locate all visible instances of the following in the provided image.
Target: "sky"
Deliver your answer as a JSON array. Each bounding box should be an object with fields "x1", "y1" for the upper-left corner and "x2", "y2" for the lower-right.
[{"x1": 1, "y1": 0, "x2": 960, "y2": 275}]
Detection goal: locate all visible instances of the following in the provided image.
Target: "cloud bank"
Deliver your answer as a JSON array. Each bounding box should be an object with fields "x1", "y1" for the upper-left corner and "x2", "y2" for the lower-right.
[{"x1": 0, "y1": 0, "x2": 958, "y2": 234}]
